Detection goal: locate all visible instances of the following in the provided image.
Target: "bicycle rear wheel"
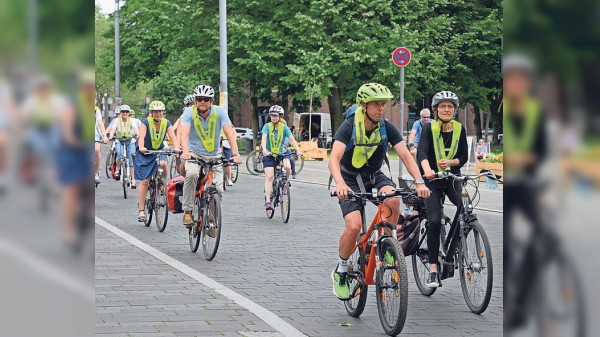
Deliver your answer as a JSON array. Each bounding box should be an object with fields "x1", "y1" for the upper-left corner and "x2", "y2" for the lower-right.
[
  {"x1": 105, "y1": 151, "x2": 113, "y2": 178},
  {"x1": 231, "y1": 164, "x2": 239, "y2": 183},
  {"x1": 280, "y1": 181, "x2": 290, "y2": 223},
  {"x1": 154, "y1": 178, "x2": 169, "y2": 232},
  {"x1": 376, "y1": 237, "x2": 408, "y2": 336},
  {"x1": 344, "y1": 245, "x2": 368, "y2": 317},
  {"x1": 189, "y1": 196, "x2": 201, "y2": 252},
  {"x1": 144, "y1": 187, "x2": 153, "y2": 227},
  {"x1": 246, "y1": 150, "x2": 261, "y2": 175},
  {"x1": 459, "y1": 220, "x2": 493, "y2": 314},
  {"x1": 201, "y1": 192, "x2": 221, "y2": 261},
  {"x1": 122, "y1": 161, "x2": 128, "y2": 199},
  {"x1": 412, "y1": 219, "x2": 437, "y2": 296},
  {"x1": 295, "y1": 154, "x2": 304, "y2": 174}
]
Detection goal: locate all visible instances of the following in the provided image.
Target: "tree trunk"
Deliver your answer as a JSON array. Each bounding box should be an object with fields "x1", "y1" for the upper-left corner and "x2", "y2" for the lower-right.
[
  {"x1": 483, "y1": 106, "x2": 491, "y2": 144},
  {"x1": 329, "y1": 83, "x2": 344, "y2": 134},
  {"x1": 473, "y1": 105, "x2": 483, "y2": 141},
  {"x1": 489, "y1": 93, "x2": 503, "y2": 147}
]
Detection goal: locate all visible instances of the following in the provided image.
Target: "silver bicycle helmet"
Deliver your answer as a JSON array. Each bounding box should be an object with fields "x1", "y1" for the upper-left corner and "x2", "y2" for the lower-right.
[{"x1": 431, "y1": 91, "x2": 459, "y2": 108}]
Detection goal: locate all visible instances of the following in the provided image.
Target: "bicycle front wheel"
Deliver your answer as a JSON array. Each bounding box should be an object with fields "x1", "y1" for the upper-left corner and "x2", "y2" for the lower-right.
[
  {"x1": 459, "y1": 220, "x2": 493, "y2": 314},
  {"x1": 412, "y1": 219, "x2": 437, "y2": 296},
  {"x1": 189, "y1": 196, "x2": 201, "y2": 253},
  {"x1": 122, "y1": 161, "x2": 128, "y2": 199},
  {"x1": 105, "y1": 151, "x2": 113, "y2": 178},
  {"x1": 295, "y1": 155, "x2": 304, "y2": 174},
  {"x1": 201, "y1": 192, "x2": 221, "y2": 261},
  {"x1": 344, "y1": 245, "x2": 368, "y2": 317},
  {"x1": 280, "y1": 181, "x2": 290, "y2": 223},
  {"x1": 154, "y1": 178, "x2": 169, "y2": 232},
  {"x1": 376, "y1": 237, "x2": 408, "y2": 336},
  {"x1": 144, "y1": 187, "x2": 153, "y2": 227},
  {"x1": 246, "y1": 150, "x2": 260, "y2": 175},
  {"x1": 231, "y1": 164, "x2": 239, "y2": 183}
]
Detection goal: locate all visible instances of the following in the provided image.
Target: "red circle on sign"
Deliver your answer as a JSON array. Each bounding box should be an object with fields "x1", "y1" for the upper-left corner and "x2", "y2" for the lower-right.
[{"x1": 392, "y1": 47, "x2": 411, "y2": 67}]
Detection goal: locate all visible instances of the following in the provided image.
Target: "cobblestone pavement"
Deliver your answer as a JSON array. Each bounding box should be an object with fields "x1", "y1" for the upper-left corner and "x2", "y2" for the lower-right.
[{"x1": 96, "y1": 152, "x2": 503, "y2": 336}]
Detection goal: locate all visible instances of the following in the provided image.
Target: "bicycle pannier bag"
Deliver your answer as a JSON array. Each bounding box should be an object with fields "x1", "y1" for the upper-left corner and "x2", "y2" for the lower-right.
[
  {"x1": 397, "y1": 213, "x2": 421, "y2": 256},
  {"x1": 167, "y1": 176, "x2": 185, "y2": 214}
]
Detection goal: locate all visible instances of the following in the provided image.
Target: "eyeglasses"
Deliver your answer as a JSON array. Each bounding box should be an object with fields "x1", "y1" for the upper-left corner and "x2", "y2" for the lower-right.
[
  {"x1": 196, "y1": 97, "x2": 212, "y2": 102},
  {"x1": 422, "y1": 116, "x2": 430, "y2": 119},
  {"x1": 120, "y1": 111, "x2": 130, "y2": 114}
]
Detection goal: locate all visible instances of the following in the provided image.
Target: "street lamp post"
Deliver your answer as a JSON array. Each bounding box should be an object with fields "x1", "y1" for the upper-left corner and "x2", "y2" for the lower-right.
[{"x1": 115, "y1": 0, "x2": 121, "y2": 100}]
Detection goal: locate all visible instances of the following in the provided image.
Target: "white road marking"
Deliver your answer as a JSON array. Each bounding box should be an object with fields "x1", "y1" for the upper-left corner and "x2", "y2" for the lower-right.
[
  {"x1": 0, "y1": 239, "x2": 95, "y2": 303},
  {"x1": 95, "y1": 217, "x2": 307, "y2": 337}
]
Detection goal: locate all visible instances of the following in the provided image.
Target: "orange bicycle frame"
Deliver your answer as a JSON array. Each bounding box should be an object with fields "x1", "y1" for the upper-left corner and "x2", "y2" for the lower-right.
[{"x1": 352, "y1": 203, "x2": 395, "y2": 286}]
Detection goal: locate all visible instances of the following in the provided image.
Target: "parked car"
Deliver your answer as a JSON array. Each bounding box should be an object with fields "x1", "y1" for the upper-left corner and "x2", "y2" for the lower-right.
[{"x1": 235, "y1": 127, "x2": 253, "y2": 140}]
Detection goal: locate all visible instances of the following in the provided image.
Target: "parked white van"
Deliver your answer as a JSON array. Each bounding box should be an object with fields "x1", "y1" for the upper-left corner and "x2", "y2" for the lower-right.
[{"x1": 293, "y1": 112, "x2": 332, "y2": 147}]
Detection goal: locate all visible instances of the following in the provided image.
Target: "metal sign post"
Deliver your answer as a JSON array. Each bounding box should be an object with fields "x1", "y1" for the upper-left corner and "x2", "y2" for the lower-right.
[{"x1": 392, "y1": 47, "x2": 411, "y2": 176}]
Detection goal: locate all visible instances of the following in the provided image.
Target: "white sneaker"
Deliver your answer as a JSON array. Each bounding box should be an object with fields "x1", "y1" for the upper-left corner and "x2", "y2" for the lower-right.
[{"x1": 227, "y1": 179, "x2": 233, "y2": 186}]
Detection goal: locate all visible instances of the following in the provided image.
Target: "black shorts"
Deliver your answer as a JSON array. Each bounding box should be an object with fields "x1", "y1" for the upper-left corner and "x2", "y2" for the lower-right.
[{"x1": 338, "y1": 170, "x2": 396, "y2": 218}]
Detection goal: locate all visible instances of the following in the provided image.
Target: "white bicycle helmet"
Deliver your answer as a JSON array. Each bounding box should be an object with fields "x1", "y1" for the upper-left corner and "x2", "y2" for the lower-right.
[
  {"x1": 114, "y1": 107, "x2": 121, "y2": 115},
  {"x1": 183, "y1": 94, "x2": 195, "y2": 105},
  {"x1": 120, "y1": 104, "x2": 131, "y2": 112},
  {"x1": 502, "y1": 53, "x2": 535, "y2": 74},
  {"x1": 431, "y1": 91, "x2": 459, "y2": 108},
  {"x1": 193, "y1": 85, "x2": 215, "y2": 98},
  {"x1": 269, "y1": 105, "x2": 284, "y2": 115}
]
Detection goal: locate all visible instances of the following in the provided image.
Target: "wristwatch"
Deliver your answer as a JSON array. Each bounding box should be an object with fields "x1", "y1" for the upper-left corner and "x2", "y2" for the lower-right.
[
  {"x1": 232, "y1": 153, "x2": 240, "y2": 157},
  {"x1": 415, "y1": 178, "x2": 425, "y2": 184}
]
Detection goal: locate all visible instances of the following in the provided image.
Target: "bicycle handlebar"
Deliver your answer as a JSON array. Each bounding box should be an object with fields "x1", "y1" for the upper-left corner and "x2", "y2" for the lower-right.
[
  {"x1": 330, "y1": 189, "x2": 418, "y2": 202},
  {"x1": 145, "y1": 149, "x2": 176, "y2": 156},
  {"x1": 432, "y1": 169, "x2": 501, "y2": 182},
  {"x1": 187, "y1": 156, "x2": 224, "y2": 167}
]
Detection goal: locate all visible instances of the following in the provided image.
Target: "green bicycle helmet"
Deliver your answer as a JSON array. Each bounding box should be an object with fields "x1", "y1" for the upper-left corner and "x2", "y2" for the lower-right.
[
  {"x1": 356, "y1": 83, "x2": 394, "y2": 105},
  {"x1": 149, "y1": 100, "x2": 166, "y2": 111}
]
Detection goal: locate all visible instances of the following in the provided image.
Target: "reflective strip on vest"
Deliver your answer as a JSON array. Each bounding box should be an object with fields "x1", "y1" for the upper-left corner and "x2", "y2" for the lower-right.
[
  {"x1": 351, "y1": 107, "x2": 382, "y2": 169},
  {"x1": 268, "y1": 122, "x2": 285, "y2": 156},
  {"x1": 431, "y1": 120, "x2": 462, "y2": 171},
  {"x1": 193, "y1": 105, "x2": 218, "y2": 152},
  {"x1": 148, "y1": 117, "x2": 168, "y2": 149},
  {"x1": 118, "y1": 117, "x2": 132, "y2": 138}
]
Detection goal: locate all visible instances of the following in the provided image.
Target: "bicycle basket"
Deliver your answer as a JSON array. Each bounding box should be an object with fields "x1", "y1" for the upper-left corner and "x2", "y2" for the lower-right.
[{"x1": 397, "y1": 176, "x2": 423, "y2": 206}]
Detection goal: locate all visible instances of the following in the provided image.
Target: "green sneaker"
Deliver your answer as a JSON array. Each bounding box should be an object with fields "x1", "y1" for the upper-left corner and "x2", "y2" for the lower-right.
[
  {"x1": 384, "y1": 251, "x2": 395, "y2": 266},
  {"x1": 331, "y1": 267, "x2": 350, "y2": 300}
]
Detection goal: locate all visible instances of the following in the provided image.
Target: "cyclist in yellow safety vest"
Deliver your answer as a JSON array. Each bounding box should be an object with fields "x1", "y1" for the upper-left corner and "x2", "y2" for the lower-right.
[
  {"x1": 329, "y1": 83, "x2": 430, "y2": 299},
  {"x1": 417, "y1": 90, "x2": 469, "y2": 288},
  {"x1": 108, "y1": 104, "x2": 139, "y2": 187},
  {"x1": 179, "y1": 84, "x2": 242, "y2": 227},
  {"x1": 261, "y1": 105, "x2": 302, "y2": 211}
]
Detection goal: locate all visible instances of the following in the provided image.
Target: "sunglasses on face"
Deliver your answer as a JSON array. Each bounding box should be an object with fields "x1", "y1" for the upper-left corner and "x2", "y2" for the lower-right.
[
  {"x1": 422, "y1": 116, "x2": 430, "y2": 119},
  {"x1": 196, "y1": 97, "x2": 212, "y2": 103}
]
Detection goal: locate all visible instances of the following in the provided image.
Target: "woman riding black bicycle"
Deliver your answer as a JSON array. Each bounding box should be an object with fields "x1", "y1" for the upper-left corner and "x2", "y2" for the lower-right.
[
  {"x1": 417, "y1": 90, "x2": 468, "y2": 288},
  {"x1": 135, "y1": 100, "x2": 178, "y2": 222}
]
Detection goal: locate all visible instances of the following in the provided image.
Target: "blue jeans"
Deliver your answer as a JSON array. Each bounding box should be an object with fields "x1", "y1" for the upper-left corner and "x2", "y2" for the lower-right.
[{"x1": 116, "y1": 140, "x2": 136, "y2": 166}]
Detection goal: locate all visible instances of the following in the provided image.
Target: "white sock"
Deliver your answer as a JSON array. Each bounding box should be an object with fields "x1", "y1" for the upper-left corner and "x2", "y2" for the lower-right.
[{"x1": 337, "y1": 256, "x2": 348, "y2": 273}]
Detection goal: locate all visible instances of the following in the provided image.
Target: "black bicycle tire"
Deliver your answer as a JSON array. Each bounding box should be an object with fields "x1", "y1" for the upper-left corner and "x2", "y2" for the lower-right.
[
  {"x1": 412, "y1": 219, "x2": 437, "y2": 296},
  {"x1": 105, "y1": 151, "x2": 113, "y2": 179},
  {"x1": 231, "y1": 164, "x2": 239, "y2": 183},
  {"x1": 189, "y1": 196, "x2": 201, "y2": 252},
  {"x1": 155, "y1": 178, "x2": 169, "y2": 232},
  {"x1": 144, "y1": 185, "x2": 153, "y2": 227},
  {"x1": 122, "y1": 161, "x2": 128, "y2": 199},
  {"x1": 344, "y1": 245, "x2": 368, "y2": 317},
  {"x1": 376, "y1": 237, "x2": 408, "y2": 336},
  {"x1": 202, "y1": 193, "x2": 221, "y2": 261},
  {"x1": 295, "y1": 155, "x2": 305, "y2": 174},
  {"x1": 459, "y1": 220, "x2": 493, "y2": 314},
  {"x1": 280, "y1": 182, "x2": 291, "y2": 223},
  {"x1": 222, "y1": 167, "x2": 227, "y2": 191}
]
